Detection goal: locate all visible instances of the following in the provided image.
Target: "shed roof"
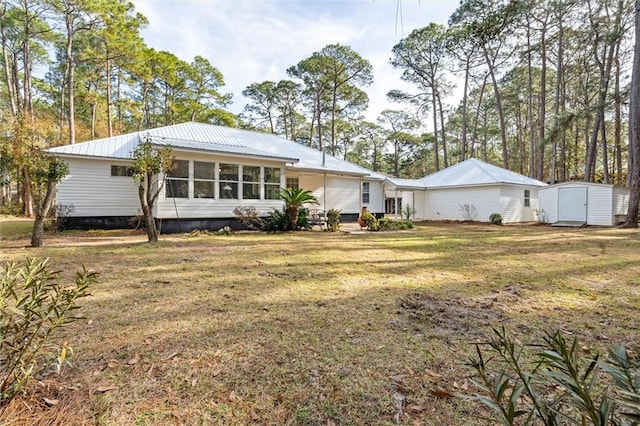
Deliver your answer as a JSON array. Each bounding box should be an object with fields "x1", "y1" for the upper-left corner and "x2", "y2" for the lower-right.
[
  {"x1": 48, "y1": 122, "x2": 375, "y2": 177},
  {"x1": 420, "y1": 158, "x2": 547, "y2": 188}
]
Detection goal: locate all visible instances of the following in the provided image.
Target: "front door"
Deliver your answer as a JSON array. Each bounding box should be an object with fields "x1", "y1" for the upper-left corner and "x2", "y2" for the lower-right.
[{"x1": 558, "y1": 187, "x2": 587, "y2": 222}]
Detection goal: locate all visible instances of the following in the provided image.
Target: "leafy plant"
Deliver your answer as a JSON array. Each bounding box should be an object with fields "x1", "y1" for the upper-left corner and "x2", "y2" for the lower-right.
[
  {"x1": 264, "y1": 207, "x2": 310, "y2": 232},
  {"x1": 279, "y1": 188, "x2": 318, "y2": 231},
  {"x1": 401, "y1": 204, "x2": 416, "y2": 221},
  {"x1": 459, "y1": 204, "x2": 478, "y2": 221},
  {"x1": 326, "y1": 209, "x2": 341, "y2": 232},
  {"x1": 534, "y1": 208, "x2": 549, "y2": 224},
  {"x1": 490, "y1": 213, "x2": 503, "y2": 225},
  {"x1": 232, "y1": 206, "x2": 265, "y2": 230},
  {"x1": 468, "y1": 327, "x2": 640, "y2": 425},
  {"x1": 0, "y1": 259, "x2": 95, "y2": 405},
  {"x1": 360, "y1": 209, "x2": 379, "y2": 231}
]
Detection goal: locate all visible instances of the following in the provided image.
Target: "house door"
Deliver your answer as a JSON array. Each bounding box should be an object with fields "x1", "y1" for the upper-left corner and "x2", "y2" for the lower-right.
[{"x1": 558, "y1": 187, "x2": 587, "y2": 222}]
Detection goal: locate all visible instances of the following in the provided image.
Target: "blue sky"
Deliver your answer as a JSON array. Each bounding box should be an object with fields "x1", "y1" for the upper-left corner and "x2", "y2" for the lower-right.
[{"x1": 130, "y1": 0, "x2": 460, "y2": 122}]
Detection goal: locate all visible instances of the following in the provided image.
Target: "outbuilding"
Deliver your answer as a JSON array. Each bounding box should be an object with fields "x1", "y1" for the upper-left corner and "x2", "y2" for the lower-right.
[{"x1": 538, "y1": 182, "x2": 630, "y2": 226}]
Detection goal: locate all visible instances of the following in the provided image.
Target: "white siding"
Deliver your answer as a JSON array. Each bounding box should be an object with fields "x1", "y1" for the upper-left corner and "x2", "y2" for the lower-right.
[
  {"x1": 413, "y1": 191, "x2": 425, "y2": 220},
  {"x1": 57, "y1": 158, "x2": 140, "y2": 217},
  {"x1": 366, "y1": 180, "x2": 385, "y2": 215},
  {"x1": 499, "y1": 186, "x2": 538, "y2": 222},
  {"x1": 292, "y1": 173, "x2": 369, "y2": 215},
  {"x1": 613, "y1": 187, "x2": 630, "y2": 220},
  {"x1": 538, "y1": 187, "x2": 558, "y2": 223},
  {"x1": 423, "y1": 186, "x2": 500, "y2": 222}
]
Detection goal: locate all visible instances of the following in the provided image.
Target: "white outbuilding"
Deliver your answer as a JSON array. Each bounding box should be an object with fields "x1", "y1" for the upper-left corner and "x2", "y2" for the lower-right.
[{"x1": 538, "y1": 182, "x2": 630, "y2": 226}]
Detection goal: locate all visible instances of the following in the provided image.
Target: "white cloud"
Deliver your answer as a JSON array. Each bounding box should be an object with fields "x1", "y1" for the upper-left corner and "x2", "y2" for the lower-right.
[{"x1": 131, "y1": 0, "x2": 459, "y2": 123}]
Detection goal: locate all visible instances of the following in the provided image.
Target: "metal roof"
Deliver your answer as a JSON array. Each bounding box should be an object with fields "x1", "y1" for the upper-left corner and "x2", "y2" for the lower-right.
[
  {"x1": 419, "y1": 158, "x2": 547, "y2": 188},
  {"x1": 48, "y1": 122, "x2": 376, "y2": 177},
  {"x1": 384, "y1": 177, "x2": 427, "y2": 190}
]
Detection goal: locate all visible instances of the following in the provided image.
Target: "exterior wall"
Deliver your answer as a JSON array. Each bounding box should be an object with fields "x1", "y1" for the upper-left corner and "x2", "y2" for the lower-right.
[
  {"x1": 57, "y1": 158, "x2": 141, "y2": 217},
  {"x1": 294, "y1": 172, "x2": 382, "y2": 217},
  {"x1": 423, "y1": 186, "x2": 500, "y2": 222},
  {"x1": 585, "y1": 185, "x2": 614, "y2": 226},
  {"x1": 383, "y1": 190, "x2": 422, "y2": 219},
  {"x1": 613, "y1": 187, "x2": 630, "y2": 223},
  {"x1": 538, "y1": 187, "x2": 557, "y2": 224},
  {"x1": 499, "y1": 185, "x2": 538, "y2": 223}
]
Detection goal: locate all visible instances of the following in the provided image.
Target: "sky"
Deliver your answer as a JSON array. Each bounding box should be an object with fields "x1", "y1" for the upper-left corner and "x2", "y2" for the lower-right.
[{"x1": 130, "y1": 0, "x2": 461, "y2": 123}]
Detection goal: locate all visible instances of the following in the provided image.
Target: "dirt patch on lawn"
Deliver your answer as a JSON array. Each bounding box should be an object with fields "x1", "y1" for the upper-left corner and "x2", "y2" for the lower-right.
[{"x1": 400, "y1": 285, "x2": 526, "y2": 339}]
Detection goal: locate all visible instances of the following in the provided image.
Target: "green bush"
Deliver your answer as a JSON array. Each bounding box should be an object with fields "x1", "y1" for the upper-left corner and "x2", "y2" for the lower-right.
[
  {"x1": 401, "y1": 204, "x2": 416, "y2": 220},
  {"x1": 468, "y1": 327, "x2": 640, "y2": 425},
  {"x1": 263, "y1": 207, "x2": 310, "y2": 232},
  {"x1": 326, "y1": 209, "x2": 341, "y2": 232},
  {"x1": 360, "y1": 209, "x2": 379, "y2": 231},
  {"x1": 378, "y1": 218, "x2": 415, "y2": 231},
  {"x1": 490, "y1": 213, "x2": 503, "y2": 225},
  {"x1": 0, "y1": 258, "x2": 95, "y2": 405}
]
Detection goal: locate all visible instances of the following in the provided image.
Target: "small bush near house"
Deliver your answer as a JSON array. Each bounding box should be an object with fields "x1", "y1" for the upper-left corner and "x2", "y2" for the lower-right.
[
  {"x1": 215, "y1": 226, "x2": 234, "y2": 236},
  {"x1": 378, "y1": 218, "x2": 415, "y2": 231},
  {"x1": 489, "y1": 213, "x2": 503, "y2": 225},
  {"x1": 233, "y1": 206, "x2": 265, "y2": 230},
  {"x1": 401, "y1": 204, "x2": 416, "y2": 221},
  {"x1": 0, "y1": 259, "x2": 95, "y2": 405},
  {"x1": 264, "y1": 207, "x2": 310, "y2": 232},
  {"x1": 326, "y1": 209, "x2": 341, "y2": 232},
  {"x1": 360, "y1": 209, "x2": 379, "y2": 231},
  {"x1": 468, "y1": 327, "x2": 640, "y2": 425},
  {"x1": 459, "y1": 203, "x2": 478, "y2": 221}
]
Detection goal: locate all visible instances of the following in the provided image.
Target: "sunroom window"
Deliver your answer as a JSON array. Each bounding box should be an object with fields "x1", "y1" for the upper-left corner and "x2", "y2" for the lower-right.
[
  {"x1": 194, "y1": 161, "x2": 215, "y2": 198},
  {"x1": 265, "y1": 168, "x2": 282, "y2": 200},
  {"x1": 219, "y1": 164, "x2": 239, "y2": 199},
  {"x1": 243, "y1": 166, "x2": 261, "y2": 200},
  {"x1": 166, "y1": 160, "x2": 189, "y2": 198}
]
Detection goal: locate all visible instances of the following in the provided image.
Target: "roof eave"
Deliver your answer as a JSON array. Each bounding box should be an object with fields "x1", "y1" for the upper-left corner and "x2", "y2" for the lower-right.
[{"x1": 157, "y1": 145, "x2": 298, "y2": 164}]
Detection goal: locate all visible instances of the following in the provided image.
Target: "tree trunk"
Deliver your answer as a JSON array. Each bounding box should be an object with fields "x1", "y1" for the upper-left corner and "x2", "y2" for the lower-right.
[
  {"x1": 482, "y1": 44, "x2": 509, "y2": 169},
  {"x1": 623, "y1": 0, "x2": 640, "y2": 228},
  {"x1": 106, "y1": 56, "x2": 113, "y2": 137},
  {"x1": 138, "y1": 174, "x2": 158, "y2": 242},
  {"x1": 437, "y1": 91, "x2": 448, "y2": 168},
  {"x1": 31, "y1": 178, "x2": 57, "y2": 247},
  {"x1": 460, "y1": 57, "x2": 470, "y2": 161},
  {"x1": 65, "y1": 4, "x2": 76, "y2": 144},
  {"x1": 0, "y1": 5, "x2": 18, "y2": 117},
  {"x1": 431, "y1": 90, "x2": 440, "y2": 171}
]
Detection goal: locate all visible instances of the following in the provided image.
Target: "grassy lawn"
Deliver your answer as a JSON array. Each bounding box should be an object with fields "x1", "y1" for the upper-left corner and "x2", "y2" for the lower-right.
[
  {"x1": 0, "y1": 222, "x2": 639, "y2": 425},
  {"x1": 0, "y1": 217, "x2": 34, "y2": 240}
]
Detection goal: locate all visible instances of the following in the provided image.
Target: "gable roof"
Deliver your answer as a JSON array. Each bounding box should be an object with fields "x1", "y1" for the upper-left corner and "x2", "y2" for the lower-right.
[
  {"x1": 419, "y1": 158, "x2": 547, "y2": 188},
  {"x1": 48, "y1": 122, "x2": 377, "y2": 177}
]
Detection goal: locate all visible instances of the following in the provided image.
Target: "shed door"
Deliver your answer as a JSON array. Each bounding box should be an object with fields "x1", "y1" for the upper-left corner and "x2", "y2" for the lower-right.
[{"x1": 558, "y1": 187, "x2": 587, "y2": 222}]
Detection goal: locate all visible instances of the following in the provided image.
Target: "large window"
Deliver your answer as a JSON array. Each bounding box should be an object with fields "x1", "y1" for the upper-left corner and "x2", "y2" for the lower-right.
[
  {"x1": 524, "y1": 189, "x2": 531, "y2": 207},
  {"x1": 265, "y1": 168, "x2": 282, "y2": 200},
  {"x1": 243, "y1": 166, "x2": 261, "y2": 199},
  {"x1": 362, "y1": 182, "x2": 370, "y2": 204},
  {"x1": 219, "y1": 164, "x2": 239, "y2": 199},
  {"x1": 194, "y1": 161, "x2": 215, "y2": 198},
  {"x1": 166, "y1": 160, "x2": 189, "y2": 198}
]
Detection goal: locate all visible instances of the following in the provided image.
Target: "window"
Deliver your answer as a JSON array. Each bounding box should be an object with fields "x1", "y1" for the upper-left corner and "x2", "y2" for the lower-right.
[
  {"x1": 362, "y1": 182, "x2": 370, "y2": 204},
  {"x1": 243, "y1": 166, "x2": 261, "y2": 200},
  {"x1": 219, "y1": 163, "x2": 239, "y2": 199},
  {"x1": 111, "y1": 165, "x2": 134, "y2": 177},
  {"x1": 194, "y1": 161, "x2": 215, "y2": 198},
  {"x1": 166, "y1": 160, "x2": 189, "y2": 198},
  {"x1": 524, "y1": 189, "x2": 531, "y2": 207},
  {"x1": 286, "y1": 177, "x2": 299, "y2": 190},
  {"x1": 265, "y1": 168, "x2": 282, "y2": 200}
]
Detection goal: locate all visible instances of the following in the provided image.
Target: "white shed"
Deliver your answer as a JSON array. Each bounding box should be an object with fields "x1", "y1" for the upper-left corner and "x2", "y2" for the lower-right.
[{"x1": 538, "y1": 182, "x2": 630, "y2": 226}]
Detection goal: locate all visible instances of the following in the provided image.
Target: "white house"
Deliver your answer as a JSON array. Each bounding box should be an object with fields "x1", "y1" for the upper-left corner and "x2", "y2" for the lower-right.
[
  {"x1": 538, "y1": 182, "x2": 630, "y2": 226},
  {"x1": 384, "y1": 159, "x2": 548, "y2": 223},
  {"x1": 49, "y1": 122, "x2": 555, "y2": 231},
  {"x1": 49, "y1": 122, "x2": 385, "y2": 232}
]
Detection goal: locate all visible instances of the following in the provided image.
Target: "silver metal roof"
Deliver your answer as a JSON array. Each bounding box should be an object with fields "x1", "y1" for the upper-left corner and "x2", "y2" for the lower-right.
[
  {"x1": 419, "y1": 158, "x2": 547, "y2": 188},
  {"x1": 48, "y1": 122, "x2": 376, "y2": 177},
  {"x1": 384, "y1": 177, "x2": 427, "y2": 190}
]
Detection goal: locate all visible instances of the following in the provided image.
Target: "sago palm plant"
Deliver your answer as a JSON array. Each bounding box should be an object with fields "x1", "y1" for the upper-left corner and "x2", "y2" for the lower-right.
[{"x1": 279, "y1": 187, "x2": 318, "y2": 231}]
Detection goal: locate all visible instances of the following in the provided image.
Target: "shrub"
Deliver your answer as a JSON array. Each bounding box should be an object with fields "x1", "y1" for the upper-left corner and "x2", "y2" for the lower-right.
[
  {"x1": 401, "y1": 204, "x2": 416, "y2": 221},
  {"x1": 378, "y1": 218, "x2": 415, "y2": 231},
  {"x1": 233, "y1": 206, "x2": 265, "y2": 230},
  {"x1": 459, "y1": 204, "x2": 478, "y2": 221},
  {"x1": 468, "y1": 327, "x2": 640, "y2": 425},
  {"x1": 0, "y1": 259, "x2": 95, "y2": 405},
  {"x1": 215, "y1": 226, "x2": 234, "y2": 236},
  {"x1": 489, "y1": 213, "x2": 503, "y2": 225},
  {"x1": 361, "y1": 209, "x2": 379, "y2": 231},
  {"x1": 263, "y1": 207, "x2": 310, "y2": 232},
  {"x1": 326, "y1": 209, "x2": 341, "y2": 232}
]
